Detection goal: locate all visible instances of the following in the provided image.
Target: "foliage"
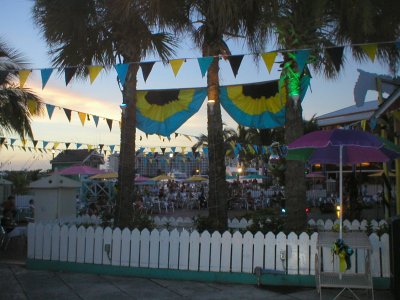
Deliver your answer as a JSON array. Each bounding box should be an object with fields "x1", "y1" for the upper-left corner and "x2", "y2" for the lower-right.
[
  {"x1": 243, "y1": 209, "x2": 285, "y2": 234},
  {"x1": 193, "y1": 215, "x2": 228, "y2": 234},
  {"x1": 6, "y1": 170, "x2": 41, "y2": 194},
  {"x1": 0, "y1": 38, "x2": 44, "y2": 140},
  {"x1": 129, "y1": 210, "x2": 155, "y2": 231}
]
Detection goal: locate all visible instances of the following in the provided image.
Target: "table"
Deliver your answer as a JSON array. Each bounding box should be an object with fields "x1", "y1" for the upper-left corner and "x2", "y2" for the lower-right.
[{"x1": 315, "y1": 232, "x2": 374, "y2": 300}]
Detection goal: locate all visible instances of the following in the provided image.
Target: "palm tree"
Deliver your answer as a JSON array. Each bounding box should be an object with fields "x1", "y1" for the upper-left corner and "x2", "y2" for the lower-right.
[
  {"x1": 260, "y1": 0, "x2": 400, "y2": 230},
  {"x1": 187, "y1": 0, "x2": 270, "y2": 230},
  {"x1": 33, "y1": 0, "x2": 188, "y2": 228},
  {"x1": 0, "y1": 39, "x2": 43, "y2": 140}
]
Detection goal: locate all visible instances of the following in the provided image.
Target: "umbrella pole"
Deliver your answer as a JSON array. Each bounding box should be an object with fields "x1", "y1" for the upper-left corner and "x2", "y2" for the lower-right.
[{"x1": 339, "y1": 145, "x2": 343, "y2": 240}]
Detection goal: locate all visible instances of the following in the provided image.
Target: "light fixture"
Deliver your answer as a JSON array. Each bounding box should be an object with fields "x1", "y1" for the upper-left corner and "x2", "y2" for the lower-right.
[
  {"x1": 169, "y1": 153, "x2": 173, "y2": 158},
  {"x1": 207, "y1": 99, "x2": 215, "y2": 113}
]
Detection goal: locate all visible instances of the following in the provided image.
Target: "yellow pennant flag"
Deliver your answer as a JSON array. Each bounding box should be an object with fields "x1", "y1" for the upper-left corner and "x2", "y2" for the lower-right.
[
  {"x1": 19, "y1": 69, "x2": 31, "y2": 88},
  {"x1": 88, "y1": 145, "x2": 93, "y2": 150},
  {"x1": 150, "y1": 147, "x2": 156, "y2": 153},
  {"x1": 261, "y1": 52, "x2": 277, "y2": 73},
  {"x1": 361, "y1": 44, "x2": 377, "y2": 62},
  {"x1": 53, "y1": 142, "x2": 60, "y2": 150},
  {"x1": 21, "y1": 139, "x2": 27, "y2": 146},
  {"x1": 170, "y1": 59, "x2": 185, "y2": 77},
  {"x1": 181, "y1": 146, "x2": 186, "y2": 154},
  {"x1": 27, "y1": 99, "x2": 37, "y2": 115},
  {"x1": 361, "y1": 120, "x2": 367, "y2": 131},
  {"x1": 88, "y1": 66, "x2": 103, "y2": 84},
  {"x1": 78, "y1": 112, "x2": 87, "y2": 126}
]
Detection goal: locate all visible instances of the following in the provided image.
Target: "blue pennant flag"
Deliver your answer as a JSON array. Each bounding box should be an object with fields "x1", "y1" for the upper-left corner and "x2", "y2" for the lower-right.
[
  {"x1": 197, "y1": 56, "x2": 214, "y2": 77},
  {"x1": 42, "y1": 141, "x2": 48, "y2": 148},
  {"x1": 202, "y1": 147, "x2": 208, "y2": 156},
  {"x1": 109, "y1": 145, "x2": 115, "y2": 153},
  {"x1": 93, "y1": 115, "x2": 99, "y2": 127},
  {"x1": 171, "y1": 146, "x2": 176, "y2": 153},
  {"x1": 10, "y1": 138, "x2": 16, "y2": 146},
  {"x1": 253, "y1": 144, "x2": 259, "y2": 154},
  {"x1": 77, "y1": 143, "x2": 82, "y2": 149},
  {"x1": 46, "y1": 104, "x2": 55, "y2": 119},
  {"x1": 41, "y1": 68, "x2": 53, "y2": 89},
  {"x1": 295, "y1": 50, "x2": 310, "y2": 73},
  {"x1": 114, "y1": 63, "x2": 129, "y2": 86},
  {"x1": 139, "y1": 147, "x2": 145, "y2": 153}
]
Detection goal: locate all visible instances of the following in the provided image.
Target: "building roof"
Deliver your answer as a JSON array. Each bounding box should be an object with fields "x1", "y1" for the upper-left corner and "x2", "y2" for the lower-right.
[
  {"x1": 316, "y1": 100, "x2": 378, "y2": 127},
  {"x1": 52, "y1": 149, "x2": 103, "y2": 165},
  {"x1": 29, "y1": 174, "x2": 81, "y2": 189}
]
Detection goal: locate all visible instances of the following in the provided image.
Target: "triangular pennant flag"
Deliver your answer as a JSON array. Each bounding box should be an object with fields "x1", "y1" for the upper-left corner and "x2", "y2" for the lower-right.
[
  {"x1": 160, "y1": 147, "x2": 166, "y2": 155},
  {"x1": 38, "y1": 148, "x2": 42, "y2": 153},
  {"x1": 326, "y1": 46, "x2": 344, "y2": 72},
  {"x1": 203, "y1": 147, "x2": 208, "y2": 155},
  {"x1": 77, "y1": 143, "x2": 82, "y2": 149},
  {"x1": 170, "y1": 59, "x2": 185, "y2": 77},
  {"x1": 181, "y1": 146, "x2": 186, "y2": 154},
  {"x1": 10, "y1": 138, "x2": 16, "y2": 146},
  {"x1": 261, "y1": 52, "x2": 277, "y2": 73},
  {"x1": 93, "y1": 115, "x2": 99, "y2": 127},
  {"x1": 41, "y1": 68, "x2": 53, "y2": 89},
  {"x1": 46, "y1": 104, "x2": 55, "y2": 119},
  {"x1": 150, "y1": 147, "x2": 156, "y2": 153},
  {"x1": 88, "y1": 145, "x2": 93, "y2": 150},
  {"x1": 63, "y1": 108, "x2": 72, "y2": 122},
  {"x1": 64, "y1": 67, "x2": 77, "y2": 86},
  {"x1": 109, "y1": 145, "x2": 115, "y2": 153},
  {"x1": 175, "y1": 133, "x2": 179, "y2": 138},
  {"x1": 114, "y1": 63, "x2": 129, "y2": 86},
  {"x1": 78, "y1": 112, "x2": 86, "y2": 126},
  {"x1": 171, "y1": 146, "x2": 176, "y2": 153},
  {"x1": 228, "y1": 55, "x2": 244, "y2": 77},
  {"x1": 106, "y1": 119, "x2": 113, "y2": 131},
  {"x1": 88, "y1": 65, "x2": 103, "y2": 84},
  {"x1": 42, "y1": 141, "x2": 48, "y2": 148},
  {"x1": 33, "y1": 140, "x2": 38, "y2": 148},
  {"x1": 99, "y1": 144, "x2": 104, "y2": 152},
  {"x1": 361, "y1": 44, "x2": 377, "y2": 62},
  {"x1": 53, "y1": 142, "x2": 60, "y2": 150},
  {"x1": 197, "y1": 56, "x2": 214, "y2": 77},
  {"x1": 295, "y1": 50, "x2": 310, "y2": 72},
  {"x1": 139, "y1": 147, "x2": 145, "y2": 153},
  {"x1": 0, "y1": 138, "x2": 5, "y2": 145},
  {"x1": 27, "y1": 99, "x2": 37, "y2": 115},
  {"x1": 140, "y1": 62, "x2": 155, "y2": 82},
  {"x1": 253, "y1": 144, "x2": 259, "y2": 154},
  {"x1": 19, "y1": 69, "x2": 31, "y2": 88},
  {"x1": 65, "y1": 142, "x2": 71, "y2": 149}
]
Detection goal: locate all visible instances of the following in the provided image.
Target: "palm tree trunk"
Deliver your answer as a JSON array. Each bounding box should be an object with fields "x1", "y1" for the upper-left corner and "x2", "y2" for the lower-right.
[
  {"x1": 284, "y1": 93, "x2": 307, "y2": 231},
  {"x1": 207, "y1": 56, "x2": 228, "y2": 230},
  {"x1": 115, "y1": 64, "x2": 139, "y2": 229}
]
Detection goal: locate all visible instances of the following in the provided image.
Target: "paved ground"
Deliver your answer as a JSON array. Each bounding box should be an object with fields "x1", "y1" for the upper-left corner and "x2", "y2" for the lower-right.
[{"x1": 0, "y1": 263, "x2": 395, "y2": 300}]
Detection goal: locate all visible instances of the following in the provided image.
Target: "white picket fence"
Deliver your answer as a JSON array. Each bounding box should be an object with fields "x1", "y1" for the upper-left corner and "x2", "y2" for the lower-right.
[
  {"x1": 27, "y1": 223, "x2": 390, "y2": 278},
  {"x1": 46, "y1": 215, "x2": 388, "y2": 232}
]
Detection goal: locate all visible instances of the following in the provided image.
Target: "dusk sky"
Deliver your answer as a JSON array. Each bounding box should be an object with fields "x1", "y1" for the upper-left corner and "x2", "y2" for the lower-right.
[{"x1": 0, "y1": 0, "x2": 396, "y2": 171}]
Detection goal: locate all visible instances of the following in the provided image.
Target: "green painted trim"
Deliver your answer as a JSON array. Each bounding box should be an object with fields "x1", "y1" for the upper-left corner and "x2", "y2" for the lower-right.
[{"x1": 26, "y1": 259, "x2": 390, "y2": 289}]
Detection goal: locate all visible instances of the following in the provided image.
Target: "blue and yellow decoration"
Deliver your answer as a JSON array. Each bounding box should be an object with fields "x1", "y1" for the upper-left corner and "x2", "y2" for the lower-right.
[
  {"x1": 331, "y1": 239, "x2": 354, "y2": 272},
  {"x1": 220, "y1": 80, "x2": 286, "y2": 128},
  {"x1": 136, "y1": 87, "x2": 207, "y2": 136}
]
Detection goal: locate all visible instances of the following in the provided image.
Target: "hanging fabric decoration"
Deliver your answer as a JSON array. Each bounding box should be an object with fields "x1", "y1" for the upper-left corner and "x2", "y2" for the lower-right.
[
  {"x1": 171, "y1": 146, "x2": 176, "y2": 153},
  {"x1": 300, "y1": 73, "x2": 312, "y2": 102},
  {"x1": 109, "y1": 145, "x2": 115, "y2": 153},
  {"x1": 76, "y1": 143, "x2": 82, "y2": 149},
  {"x1": 93, "y1": 115, "x2": 99, "y2": 127},
  {"x1": 227, "y1": 55, "x2": 244, "y2": 77},
  {"x1": 114, "y1": 63, "x2": 129, "y2": 86},
  {"x1": 0, "y1": 138, "x2": 5, "y2": 146},
  {"x1": 361, "y1": 44, "x2": 377, "y2": 62},
  {"x1": 41, "y1": 68, "x2": 53, "y2": 89},
  {"x1": 197, "y1": 56, "x2": 214, "y2": 77},
  {"x1": 64, "y1": 67, "x2": 77, "y2": 86},
  {"x1": 150, "y1": 147, "x2": 156, "y2": 154},
  {"x1": 88, "y1": 66, "x2": 103, "y2": 84},
  {"x1": 326, "y1": 47, "x2": 344, "y2": 72},
  {"x1": 42, "y1": 141, "x2": 48, "y2": 148},
  {"x1": 170, "y1": 59, "x2": 185, "y2": 77},
  {"x1": 78, "y1": 112, "x2": 86, "y2": 126},
  {"x1": 219, "y1": 80, "x2": 286, "y2": 128},
  {"x1": 33, "y1": 140, "x2": 38, "y2": 148},
  {"x1": 261, "y1": 52, "x2": 277, "y2": 73},
  {"x1": 65, "y1": 142, "x2": 71, "y2": 149},
  {"x1": 53, "y1": 142, "x2": 60, "y2": 150},
  {"x1": 202, "y1": 147, "x2": 208, "y2": 156},
  {"x1": 46, "y1": 104, "x2": 55, "y2": 119},
  {"x1": 295, "y1": 50, "x2": 310, "y2": 73},
  {"x1": 140, "y1": 62, "x2": 155, "y2": 82},
  {"x1": 19, "y1": 70, "x2": 31, "y2": 88},
  {"x1": 63, "y1": 108, "x2": 72, "y2": 122},
  {"x1": 160, "y1": 147, "x2": 166, "y2": 155},
  {"x1": 27, "y1": 99, "x2": 38, "y2": 115},
  {"x1": 106, "y1": 119, "x2": 113, "y2": 131},
  {"x1": 136, "y1": 87, "x2": 207, "y2": 136}
]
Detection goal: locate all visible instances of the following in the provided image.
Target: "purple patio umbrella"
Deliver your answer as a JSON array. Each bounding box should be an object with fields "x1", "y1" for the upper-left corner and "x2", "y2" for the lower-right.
[{"x1": 287, "y1": 128, "x2": 400, "y2": 239}]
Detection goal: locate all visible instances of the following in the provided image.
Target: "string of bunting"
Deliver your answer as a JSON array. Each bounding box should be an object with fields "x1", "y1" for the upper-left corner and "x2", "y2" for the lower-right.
[
  {"x1": 0, "y1": 135, "x2": 286, "y2": 160},
  {"x1": 27, "y1": 99, "x2": 198, "y2": 142},
  {"x1": 14, "y1": 40, "x2": 400, "y2": 89}
]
